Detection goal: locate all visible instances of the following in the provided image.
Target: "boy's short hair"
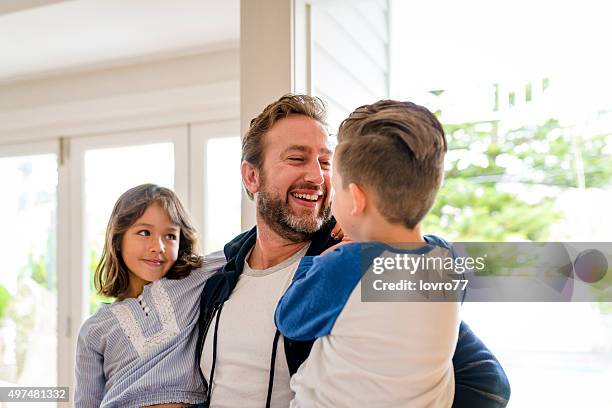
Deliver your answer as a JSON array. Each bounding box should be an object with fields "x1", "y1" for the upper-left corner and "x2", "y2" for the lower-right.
[
  {"x1": 242, "y1": 93, "x2": 327, "y2": 199},
  {"x1": 336, "y1": 100, "x2": 447, "y2": 229}
]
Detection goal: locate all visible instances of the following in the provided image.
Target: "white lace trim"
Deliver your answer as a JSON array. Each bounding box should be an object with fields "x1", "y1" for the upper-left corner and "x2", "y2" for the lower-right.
[{"x1": 110, "y1": 281, "x2": 180, "y2": 356}]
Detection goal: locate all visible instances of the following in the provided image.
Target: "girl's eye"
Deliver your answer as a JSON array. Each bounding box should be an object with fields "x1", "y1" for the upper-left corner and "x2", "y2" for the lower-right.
[
  {"x1": 137, "y1": 230, "x2": 150, "y2": 237},
  {"x1": 166, "y1": 234, "x2": 178, "y2": 241}
]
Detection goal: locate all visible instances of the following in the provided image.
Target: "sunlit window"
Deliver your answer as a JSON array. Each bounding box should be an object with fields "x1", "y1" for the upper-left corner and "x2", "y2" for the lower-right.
[
  {"x1": 0, "y1": 154, "x2": 57, "y2": 388},
  {"x1": 311, "y1": 0, "x2": 612, "y2": 405},
  {"x1": 204, "y1": 137, "x2": 242, "y2": 253},
  {"x1": 84, "y1": 143, "x2": 174, "y2": 313}
]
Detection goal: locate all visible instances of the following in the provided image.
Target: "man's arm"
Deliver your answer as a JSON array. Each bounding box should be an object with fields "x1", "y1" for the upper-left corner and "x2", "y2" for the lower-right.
[{"x1": 452, "y1": 321, "x2": 511, "y2": 408}]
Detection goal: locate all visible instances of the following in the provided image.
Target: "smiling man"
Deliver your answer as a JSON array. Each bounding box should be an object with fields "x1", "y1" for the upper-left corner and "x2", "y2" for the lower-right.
[
  {"x1": 195, "y1": 94, "x2": 510, "y2": 408},
  {"x1": 249, "y1": 114, "x2": 332, "y2": 244}
]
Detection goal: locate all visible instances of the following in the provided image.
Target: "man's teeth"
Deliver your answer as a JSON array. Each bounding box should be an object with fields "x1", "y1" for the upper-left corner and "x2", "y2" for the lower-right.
[{"x1": 292, "y1": 193, "x2": 320, "y2": 201}]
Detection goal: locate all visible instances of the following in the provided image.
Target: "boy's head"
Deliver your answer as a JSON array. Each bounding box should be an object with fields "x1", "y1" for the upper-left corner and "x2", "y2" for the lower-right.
[{"x1": 332, "y1": 100, "x2": 447, "y2": 238}]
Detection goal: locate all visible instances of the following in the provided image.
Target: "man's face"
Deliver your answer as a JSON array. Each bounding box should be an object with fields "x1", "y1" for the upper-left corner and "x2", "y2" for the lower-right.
[{"x1": 256, "y1": 115, "x2": 333, "y2": 242}]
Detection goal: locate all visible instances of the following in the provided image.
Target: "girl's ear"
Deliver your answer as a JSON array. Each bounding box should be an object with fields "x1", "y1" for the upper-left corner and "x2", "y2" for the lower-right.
[
  {"x1": 348, "y1": 183, "x2": 367, "y2": 216},
  {"x1": 241, "y1": 160, "x2": 260, "y2": 195}
]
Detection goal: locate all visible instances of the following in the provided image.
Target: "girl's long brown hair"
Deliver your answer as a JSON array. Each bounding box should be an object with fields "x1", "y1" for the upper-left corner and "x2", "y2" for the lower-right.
[{"x1": 95, "y1": 184, "x2": 204, "y2": 298}]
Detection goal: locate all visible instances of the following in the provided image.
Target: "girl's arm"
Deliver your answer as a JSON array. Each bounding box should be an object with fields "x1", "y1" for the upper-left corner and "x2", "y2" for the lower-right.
[{"x1": 74, "y1": 325, "x2": 105, "y2": 407}]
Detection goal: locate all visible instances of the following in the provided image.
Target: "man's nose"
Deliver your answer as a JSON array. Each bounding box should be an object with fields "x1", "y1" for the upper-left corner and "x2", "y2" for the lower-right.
[{"x1": 304, "y1": 159, "x2": 324, "y2": 185}]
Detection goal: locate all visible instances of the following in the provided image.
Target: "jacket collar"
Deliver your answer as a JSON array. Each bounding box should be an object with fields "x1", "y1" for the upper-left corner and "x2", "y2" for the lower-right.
[{"x1": 222, "y1": 217, "x2": 338, "y2": 278}]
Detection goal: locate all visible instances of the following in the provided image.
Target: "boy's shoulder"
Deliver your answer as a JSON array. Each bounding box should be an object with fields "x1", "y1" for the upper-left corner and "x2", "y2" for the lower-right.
[
  {"x1": 300, "y1": 242, "x2": 385, "y2": 271},
  {"x1": 423, "y1": 234, "x2": 452, "y2": 250}
]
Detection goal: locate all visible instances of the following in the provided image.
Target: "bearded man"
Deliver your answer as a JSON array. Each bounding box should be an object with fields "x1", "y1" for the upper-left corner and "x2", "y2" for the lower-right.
[{"x1": 195, "y1": 94, "x2": 510, "y2": 408}]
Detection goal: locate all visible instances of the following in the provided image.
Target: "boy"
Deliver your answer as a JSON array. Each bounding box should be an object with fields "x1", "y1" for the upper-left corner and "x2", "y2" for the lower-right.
[{"x1": 275, "y1": 100, "x2": 460, "y2": 407}]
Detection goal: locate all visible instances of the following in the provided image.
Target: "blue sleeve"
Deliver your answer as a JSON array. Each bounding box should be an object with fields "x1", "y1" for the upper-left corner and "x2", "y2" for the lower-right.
[
  {"x1": 452, "y1": 321, "x2": 511, "y2": 407},
  {"x1": 74, "y1": 322, "x2": 106, "y2": 408},
  {"x1": 275, "y1": 244, "x2": 365, "y2": 341}
]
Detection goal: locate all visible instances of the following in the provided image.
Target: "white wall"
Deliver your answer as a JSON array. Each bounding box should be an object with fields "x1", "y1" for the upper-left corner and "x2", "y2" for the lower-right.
[
  {"x1": 0, "y1": 48, "x2": 240, "y2": 144},
  {"x1": 311, "y1": 0, "x2": 389, "y2": 130}
]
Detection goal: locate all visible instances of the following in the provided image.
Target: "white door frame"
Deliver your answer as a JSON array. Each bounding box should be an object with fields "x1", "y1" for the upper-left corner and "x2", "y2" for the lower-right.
[
  {"x1": 65, "y1": 125, "x2": 189, "y2": 390},
  {"x1": 190, "y1": 119, "x2": 241, "y2": 254}
]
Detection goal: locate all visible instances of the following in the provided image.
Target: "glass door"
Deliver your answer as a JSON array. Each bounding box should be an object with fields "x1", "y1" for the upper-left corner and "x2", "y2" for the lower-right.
[
  {"x1": 190, "y1": 121, "x2": 242, "y2": 254},
  {"x1": 0, "y1": 143, "x2": 59, "y2": 398},
  {"x1": 69, "y1": 126, "x2": 188, "y2": 320}
]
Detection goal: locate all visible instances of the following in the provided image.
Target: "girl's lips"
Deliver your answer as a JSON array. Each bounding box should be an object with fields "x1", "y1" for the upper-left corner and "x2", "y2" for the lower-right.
[{"x1": 142, "y1": 259, "x2": 164, "y2": 267}]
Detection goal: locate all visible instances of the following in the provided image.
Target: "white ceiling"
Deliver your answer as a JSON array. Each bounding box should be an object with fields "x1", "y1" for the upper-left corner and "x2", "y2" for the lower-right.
[{"x1": 0, "y1": 0, "x2": 239, "y2": 83}]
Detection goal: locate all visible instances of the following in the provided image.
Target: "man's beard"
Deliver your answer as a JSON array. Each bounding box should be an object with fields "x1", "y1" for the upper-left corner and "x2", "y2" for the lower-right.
[{"x1": 257, "y1": 174, "x2": 332, "y2": 243}]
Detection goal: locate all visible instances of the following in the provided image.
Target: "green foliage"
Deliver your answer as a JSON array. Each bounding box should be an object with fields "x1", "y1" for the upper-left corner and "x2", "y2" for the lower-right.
[
  {"x1": 0, "y1": 284, "x2": 10, "y2": 320},
  {"x1": 30, "y1": 255, "x2": 49, "y2": 286},
  {"x1": 18, "y1": 253, "x2": 49, "y2": 286},
  {"x1": 89, "y1": 246, "x2": 113, "y2": 314},
  {"x1": 423, "y1": 116, "x2": 612, "y2": 242},
  {"x1": 419, "y1": 103, "x2": 612, "y2": 314}
]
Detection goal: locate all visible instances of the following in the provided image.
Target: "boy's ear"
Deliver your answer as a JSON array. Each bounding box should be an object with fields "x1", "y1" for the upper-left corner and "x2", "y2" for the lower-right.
[
  {"x1": 241, "y1": 161, "x2": 260, "y2": 195},
  {"x1": 348, "y1": 183, "x2": 367, "y2": 216}
]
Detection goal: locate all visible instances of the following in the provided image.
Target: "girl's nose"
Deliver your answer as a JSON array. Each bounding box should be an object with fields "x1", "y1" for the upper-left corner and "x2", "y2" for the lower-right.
[{"x1": 150, "y1": 237, "x2": 165, "y2": 253}]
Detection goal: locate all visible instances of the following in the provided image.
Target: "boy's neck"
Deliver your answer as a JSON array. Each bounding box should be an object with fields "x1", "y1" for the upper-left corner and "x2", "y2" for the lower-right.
[{"x1": 358, "y1": 215, "x2": 425, "y2": 246}]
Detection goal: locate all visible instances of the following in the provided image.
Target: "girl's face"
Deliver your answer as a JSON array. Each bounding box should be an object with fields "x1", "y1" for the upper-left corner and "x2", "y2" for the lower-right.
[{"x1": 120, "y1": 203, "x2": 181, "y2": 297}]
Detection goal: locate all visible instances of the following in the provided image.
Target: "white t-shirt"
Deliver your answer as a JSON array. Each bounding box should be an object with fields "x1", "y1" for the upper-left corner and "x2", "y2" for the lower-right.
[
  {"x1": 276, "y1": 242, "x2": 460, "y2": 408},
  {"x1": 200, "y1": 245, "x2": 309, "y2": 408}
]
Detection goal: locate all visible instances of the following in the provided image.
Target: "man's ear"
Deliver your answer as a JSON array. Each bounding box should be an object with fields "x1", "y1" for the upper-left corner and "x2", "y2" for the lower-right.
[
  {"x1": 241, "y1": 161, "x2": 260, "y2": 195},
  {"x1": 348, "y1": 183, "x2": 367, "y2": 216}
]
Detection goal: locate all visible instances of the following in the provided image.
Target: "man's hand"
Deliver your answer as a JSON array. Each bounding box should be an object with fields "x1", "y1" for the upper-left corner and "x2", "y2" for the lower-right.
[{"x1": 323, "y1": 224, "x2": 353, "y2": 254}]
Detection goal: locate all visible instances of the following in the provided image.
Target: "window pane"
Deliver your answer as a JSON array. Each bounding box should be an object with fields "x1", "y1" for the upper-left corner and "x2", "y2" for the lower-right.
[
  {"x1": 0, "y1": 154, "x2": 57, "y2": 388},
  {"x1": 311, "y1": 0, "x2": 612, "y2": 406},
  {"x1": 205, "y1": 137, "x2": 241, "y2": 253},
  {"x1": 84, "y1": 143, "x2": 174, "y2": 314},
  {"x1": 387, "y1": 2, "x2": 612, "y2": 404},
  {"x1": 311, "y1": 0, "x2": 390, "y2": 132}
]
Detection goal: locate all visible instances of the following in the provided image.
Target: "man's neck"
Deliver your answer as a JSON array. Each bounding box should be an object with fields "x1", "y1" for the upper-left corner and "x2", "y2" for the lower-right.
[{"x1": 248, "y1": 217, "x2": 310, "y2": 270}]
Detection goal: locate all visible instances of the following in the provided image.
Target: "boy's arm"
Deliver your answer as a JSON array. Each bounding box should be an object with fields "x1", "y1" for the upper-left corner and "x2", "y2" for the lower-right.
[
  {"x1": 275, "y1": 245, "x2": 363, "y2": 341},
  {"x1": 423, "y1": 235, "x2": 511, "y2": 406},
  {"x1": 452, "y1": 321, "x2": 511, "y2": 407},
  {"x1": 74, "y1": 324, "x2": 105, "y2": 407}
]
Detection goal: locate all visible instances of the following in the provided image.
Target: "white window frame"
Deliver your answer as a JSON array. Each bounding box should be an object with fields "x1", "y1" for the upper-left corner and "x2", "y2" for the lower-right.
[
  {"x1": 189, "y1": 120, "x2": 241, "y2": 254},
  {"x1": 64, "y1": 125, "x2": 189, "y2": 389},
  {"x1": 0, "y1": 140, "x2": 66, "y2": 389}
]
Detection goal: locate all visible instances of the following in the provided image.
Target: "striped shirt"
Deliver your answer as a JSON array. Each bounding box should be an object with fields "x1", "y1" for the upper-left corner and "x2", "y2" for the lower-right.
[{"x1": 75, "y1": 252, "x2": 225, "y2": 408}]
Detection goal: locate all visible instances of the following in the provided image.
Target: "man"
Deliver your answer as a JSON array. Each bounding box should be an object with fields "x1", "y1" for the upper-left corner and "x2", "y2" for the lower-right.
[{"x1": 196, "y1": 94, "x2": 510, "y2": 407}]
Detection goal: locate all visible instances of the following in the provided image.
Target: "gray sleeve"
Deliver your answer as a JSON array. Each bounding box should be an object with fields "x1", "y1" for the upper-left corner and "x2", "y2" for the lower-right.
[{"x1": 74, "y1": 322, "x2": 106, "y2": 407}]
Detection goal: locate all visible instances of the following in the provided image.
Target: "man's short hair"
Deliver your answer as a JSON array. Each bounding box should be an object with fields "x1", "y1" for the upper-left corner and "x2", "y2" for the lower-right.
[
  {"x1": 336, "y1": 100, "x2": 447, "y2": 229},
  {"x1": 242, "y1": 94, "x2": 327, "y2": 199}
]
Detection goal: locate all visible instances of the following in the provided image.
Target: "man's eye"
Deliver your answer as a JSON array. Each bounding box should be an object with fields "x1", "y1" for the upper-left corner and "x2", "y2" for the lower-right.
[
  {"x1": 288, "y1": 157, "x2": 304, "y2": 162},
  {"x1": 137, "y1": 230, "x2": 150, "y2": 236},
  {"x1": 320, "y1": 161, "x2": 331, "y2": 167},
  {"x1": 166, "y1": 234, "x2": 178, "y2": 241}
]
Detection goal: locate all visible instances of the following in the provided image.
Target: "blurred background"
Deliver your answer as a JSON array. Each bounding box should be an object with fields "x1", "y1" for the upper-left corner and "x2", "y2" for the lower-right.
[{"x1": 0, "y1": 0, "x2": 610, "y2": 406}]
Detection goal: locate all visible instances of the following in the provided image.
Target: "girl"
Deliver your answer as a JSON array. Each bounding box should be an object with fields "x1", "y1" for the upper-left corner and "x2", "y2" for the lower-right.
[{"x1": 75, "y1": 184, "x2": 224, "y2": 407}]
